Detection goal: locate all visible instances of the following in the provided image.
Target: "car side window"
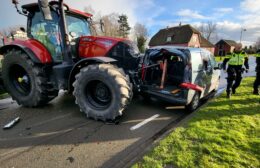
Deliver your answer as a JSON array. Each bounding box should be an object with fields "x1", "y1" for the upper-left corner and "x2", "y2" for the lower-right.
[
  {"x1": 209, "y1": 53, "x2": 217, "y2": 67},
  {"x1": 200, "y1": 51, "x2": 211, "y2": 70}
]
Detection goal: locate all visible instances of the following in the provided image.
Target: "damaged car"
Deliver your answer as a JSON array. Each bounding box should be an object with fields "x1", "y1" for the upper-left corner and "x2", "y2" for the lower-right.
[{"x1": 137, "y1": 46, "x2": 221, "y2": 111}]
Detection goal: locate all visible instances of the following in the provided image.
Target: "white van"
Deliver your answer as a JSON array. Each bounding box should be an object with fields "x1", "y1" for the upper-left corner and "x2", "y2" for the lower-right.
[{"x1": 140, "y1": 46, "x2": 221, "y2": 111}]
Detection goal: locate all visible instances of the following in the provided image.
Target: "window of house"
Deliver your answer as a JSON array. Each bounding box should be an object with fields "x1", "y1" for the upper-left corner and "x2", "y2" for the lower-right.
[
  {"x1": 193, "y1": 35, "x2": 197, "y2": 42},
  {"x1": 166, "y1": 36, "x2": 172, "y2": 42}
]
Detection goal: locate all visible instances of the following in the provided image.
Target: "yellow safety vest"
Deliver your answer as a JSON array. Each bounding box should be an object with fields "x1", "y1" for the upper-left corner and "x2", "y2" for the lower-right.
[{"x1": 228, "y1": 52, "x2": 247, "y2": 66}]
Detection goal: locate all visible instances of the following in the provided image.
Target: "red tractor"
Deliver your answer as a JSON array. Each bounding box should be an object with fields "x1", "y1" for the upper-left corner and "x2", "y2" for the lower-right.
[
  {"x1": 0, "y1": 0, "x2": 136, "y2": 121},
  {"x1": 1, "y1": 0, "x2": 207, "y2": 122}
]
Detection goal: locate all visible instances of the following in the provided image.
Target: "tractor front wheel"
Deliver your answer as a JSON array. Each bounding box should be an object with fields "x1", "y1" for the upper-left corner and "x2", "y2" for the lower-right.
[
  {"x1": 73, "y1": 64, "x2": 132, "y2": 121},
  {"x1": 2, "y1": 50, "x2": 58, "y2": 107}
]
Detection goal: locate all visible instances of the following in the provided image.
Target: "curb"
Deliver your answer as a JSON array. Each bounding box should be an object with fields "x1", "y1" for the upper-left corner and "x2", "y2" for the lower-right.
[{"x1": 126, "y1": 89, "x2": 225, "y2": 167}]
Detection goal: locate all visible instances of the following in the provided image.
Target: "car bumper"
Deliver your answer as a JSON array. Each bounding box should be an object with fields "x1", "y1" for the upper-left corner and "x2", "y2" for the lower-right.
[{"x1": 143, "y1": 90, "x2": 188, "y2": 105}]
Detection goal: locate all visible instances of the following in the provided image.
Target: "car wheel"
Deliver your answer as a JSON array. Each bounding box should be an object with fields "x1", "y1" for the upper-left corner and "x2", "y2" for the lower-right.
[{"x1": 185, "y1": 92, "x2": 200, "y2": 112}]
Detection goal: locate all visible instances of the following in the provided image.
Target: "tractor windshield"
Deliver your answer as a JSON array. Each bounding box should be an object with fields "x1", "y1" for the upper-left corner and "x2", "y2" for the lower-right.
[
  {"x1": 66, "y1": 15, "x2": 91, "y2": 38},
  {"x1": 30, "y1": 11, "x2": 63, "y2": 62}
]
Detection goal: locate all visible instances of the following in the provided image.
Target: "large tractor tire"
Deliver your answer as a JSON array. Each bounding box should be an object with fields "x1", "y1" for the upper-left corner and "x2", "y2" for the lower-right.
[
  {"x1": 2, "y1": 50, "x2": 58, "y2": 107},
  {"x1": 73, "y1": 64, "x2": 133, "y2": 121}
]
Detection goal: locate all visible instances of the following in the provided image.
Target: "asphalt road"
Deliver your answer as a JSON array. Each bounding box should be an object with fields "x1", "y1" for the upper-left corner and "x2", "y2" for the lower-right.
[
  {"x1": 0, "y1": 92, "x2": 188, "y2": 168},
  {"x1": 0, "y1": 56, "x2": 257, "y2": 168}
]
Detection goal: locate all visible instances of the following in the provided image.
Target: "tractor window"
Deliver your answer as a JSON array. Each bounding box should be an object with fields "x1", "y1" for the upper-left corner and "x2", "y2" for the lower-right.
[
  {"x1": 30, "y1": 11, "x2": 63, "y2": 62},
  {"x1": 66, "y1": 15, "x2": 91, "y2": 38},
  {"x1": 0, "y1": 39, "x2": 3, "y2": 47}
]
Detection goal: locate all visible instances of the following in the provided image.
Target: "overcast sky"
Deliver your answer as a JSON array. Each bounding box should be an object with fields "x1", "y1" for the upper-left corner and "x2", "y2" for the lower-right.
[{"x1": 0, "y1": 0, "x2": 260, "y2": 46}]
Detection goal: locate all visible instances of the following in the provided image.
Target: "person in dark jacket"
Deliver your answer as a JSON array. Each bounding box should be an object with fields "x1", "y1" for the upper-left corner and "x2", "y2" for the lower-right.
[
  {"x1": 253, "y1": 50, "x2": 260, "y2": 95},
  {"x1": 223, "y1": 43, "x2": 249, "y2": 98}
]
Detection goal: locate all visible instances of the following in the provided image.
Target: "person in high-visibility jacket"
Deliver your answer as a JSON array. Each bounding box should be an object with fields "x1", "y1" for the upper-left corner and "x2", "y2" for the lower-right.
[
  {"x1": 253, "y1": 49, "x2": 260, "y2": 95},
  {"x1": 223, "y1": 43, "x2": 249, "y2": 98}
]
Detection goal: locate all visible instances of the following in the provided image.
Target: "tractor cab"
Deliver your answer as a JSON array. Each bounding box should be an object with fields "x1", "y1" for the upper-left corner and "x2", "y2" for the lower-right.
[{"x1": 22, "y1": 2, "x2": 93, "y2": 62}]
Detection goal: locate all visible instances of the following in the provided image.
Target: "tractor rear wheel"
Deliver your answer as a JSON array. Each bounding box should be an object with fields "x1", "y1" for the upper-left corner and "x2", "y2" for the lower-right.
[
  {"x1": 2, "y1": 50, "x2": 58, "y2": 107},
  {"x1": 73, "y1": 64, "x2": 132, "y2": 121}
]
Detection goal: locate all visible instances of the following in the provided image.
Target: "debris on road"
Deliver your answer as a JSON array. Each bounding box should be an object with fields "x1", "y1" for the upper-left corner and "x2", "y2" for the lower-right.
[
  {"x1": 165, "y1": 106, "x2": 185, "y2": 110},
  {"x1": 25, "y1": 127, "x2": 31, "y2": 130},
  {"x1": 66, "y1": 157, "x2": 75, "y2": 163},
  {"x1": 104, "y1": 119, "x2": 120, "y2": 125},
  {"x1": 3, "y1": 117, "x2": 20, "y2": 130}
]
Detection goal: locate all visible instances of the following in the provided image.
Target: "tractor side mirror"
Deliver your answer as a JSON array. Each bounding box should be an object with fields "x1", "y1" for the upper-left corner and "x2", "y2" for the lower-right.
[
  {"x1": 12, "y1": 0, "x2": 19, "y2": 4},
  {"x1": 69, "y1": 32, "x2": 77, "y2": 39},
  {"x1": 38, "y1": 0, "x2": 52, "y2": 20},
  {"x1": 20, "y1": 27, "x2": 26, "y2": 32},
  {"x1": 100, "y1": 19, "x2": 105, "y2": 33}
]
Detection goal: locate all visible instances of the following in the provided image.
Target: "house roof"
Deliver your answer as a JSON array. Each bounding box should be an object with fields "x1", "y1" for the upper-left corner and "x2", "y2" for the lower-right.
[
  {"x1": 200, "y1": 36, "x2": 214, "y2": 48},
  {"x1": 149, "y1": 24, "x2": 200, "y2": 46},
  {"x1": 216, "y1": 39, "x2": 237, "y2": 46}
]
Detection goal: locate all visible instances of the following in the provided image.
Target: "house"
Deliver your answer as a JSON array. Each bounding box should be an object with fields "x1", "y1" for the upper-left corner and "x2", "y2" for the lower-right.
[
  {"x1": 149, "y1": 24, "x2": 215, "y2": 53},
  {"x1": 214, "y1": 39, "x2": 237, "y2": 56},
  {"x1": 10, "y1": 30, "x2": 27, "y2": 39}
]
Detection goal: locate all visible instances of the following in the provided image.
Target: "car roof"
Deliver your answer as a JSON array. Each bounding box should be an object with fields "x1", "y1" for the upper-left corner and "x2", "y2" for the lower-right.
[{"x1": 150, "y1": 45, "x2": 205, "y2": 52}]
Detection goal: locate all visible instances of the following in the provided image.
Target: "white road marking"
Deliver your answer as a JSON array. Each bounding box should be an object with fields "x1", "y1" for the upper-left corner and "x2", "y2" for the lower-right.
[{"x1": 130, "y1": 114, "x2": 160, "y2": 131}]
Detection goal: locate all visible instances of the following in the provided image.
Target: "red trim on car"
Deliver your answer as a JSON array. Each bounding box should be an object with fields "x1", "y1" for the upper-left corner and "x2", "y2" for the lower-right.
[{"x1": 179, "y1": 82, "x2": 204, "y2": 92}]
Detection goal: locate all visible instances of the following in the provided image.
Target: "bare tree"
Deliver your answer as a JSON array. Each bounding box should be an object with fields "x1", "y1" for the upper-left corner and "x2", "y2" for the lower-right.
[
  {"x1": 84, "y1": 6, "x2": 121, "y2": 37},
  {"x1": 134, "y1": 23, "x2": 148, "y2": 38},
  {"x1": 102, "y1": 13, "x2": 120, "y2": 37},
  {"x1": 196, "y1": 21, "x2": 217, "y2": 42}
]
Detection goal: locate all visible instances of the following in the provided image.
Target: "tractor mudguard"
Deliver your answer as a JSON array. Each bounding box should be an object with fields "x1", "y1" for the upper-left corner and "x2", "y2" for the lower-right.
[
  {"x1": 68, "y1": 57, "x2": 117, "y2": 92},
  {"x1": 0, "y1": 45, "x2": 41, "y2": 63},
  {"x1": 0, "y1": 39, "x2": 52, "y2": 64}
]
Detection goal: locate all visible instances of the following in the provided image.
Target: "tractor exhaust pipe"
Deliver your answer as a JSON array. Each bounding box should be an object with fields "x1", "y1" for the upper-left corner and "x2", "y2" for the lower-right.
[
  {"x1": 58, "y1": 0, "x2": 73, "y2": 64},
  {"x1": 52, "y1": 0, "x2": 74, "y2": 90},
  {"x1": 38, "y1": 0, "x2": 52, "y2": 20},
  {"x1": 37, "y1": 0, "x2": 72, "y2": 64}
]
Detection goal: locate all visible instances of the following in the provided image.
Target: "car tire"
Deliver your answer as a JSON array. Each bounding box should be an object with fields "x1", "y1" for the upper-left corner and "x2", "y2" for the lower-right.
[
  {"x1": 73, "y1": 64, "x2": 132, "y2": 121},
  {"x1": 141, "y1": 93, "x2": 151, "y2": 102},
  {"x1": 185, "y1": 92, "x2": 200, "y2": 112},
  {"x1": 2, "y1": 50, "x2": 58, "y2": 107},
  {"x1": 215, "y1": 77, "x2": 221, "y2": 91}
]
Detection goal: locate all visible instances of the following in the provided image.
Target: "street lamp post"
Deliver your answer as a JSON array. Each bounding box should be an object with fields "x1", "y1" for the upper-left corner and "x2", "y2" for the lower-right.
[{"x1": 240, "y1": 28, "x2": 247, "y2": 43}]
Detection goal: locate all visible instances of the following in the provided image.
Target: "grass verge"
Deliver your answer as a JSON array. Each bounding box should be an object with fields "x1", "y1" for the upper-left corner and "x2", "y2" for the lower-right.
[{"x1": 134, "y1": 77, "x2": 260, "y2": 168}]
